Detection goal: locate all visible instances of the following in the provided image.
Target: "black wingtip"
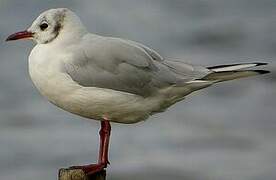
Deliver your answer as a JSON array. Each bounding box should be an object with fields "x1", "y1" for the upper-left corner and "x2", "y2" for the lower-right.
[
  {"x1": 254, "y1": 70, "x2": 270, "y2": 74},
  {"x1": 207, "y1": 62, "x2": 268, "y2": 70},
  {"x1": 254, "y1": 62, "x2": 268, "y2": 66}
]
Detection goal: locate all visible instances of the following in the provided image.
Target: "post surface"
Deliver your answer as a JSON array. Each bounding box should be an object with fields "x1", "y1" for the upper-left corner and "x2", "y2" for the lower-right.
[{"x1": 58, "y1": 168, "x2": 106, "y2": 180}]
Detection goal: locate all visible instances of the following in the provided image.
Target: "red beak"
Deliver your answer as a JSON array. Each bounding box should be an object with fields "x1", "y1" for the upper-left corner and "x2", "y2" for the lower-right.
[{"x1": 6, "y1": 30, "x2": 34, "y2": 41}]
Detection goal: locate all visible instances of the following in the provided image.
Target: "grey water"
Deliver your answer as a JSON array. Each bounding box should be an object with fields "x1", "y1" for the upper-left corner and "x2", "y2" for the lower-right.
[{"x1": 0, "y1": 0, "x2": 275, "y2": 180}]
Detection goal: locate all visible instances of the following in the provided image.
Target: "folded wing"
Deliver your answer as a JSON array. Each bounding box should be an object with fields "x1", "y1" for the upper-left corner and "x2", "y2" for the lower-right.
[{"x1": 64, "y1": 36, "x2": 212, "y2": 96}]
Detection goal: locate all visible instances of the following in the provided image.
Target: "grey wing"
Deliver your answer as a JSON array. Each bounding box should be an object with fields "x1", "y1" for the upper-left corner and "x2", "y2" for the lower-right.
[
  {"x1": 125, "y1": 39, "x2": 210, "y2": 81},
  {"x1": 125, "y1": 39, "x2": 164, "y2": 61},
  {"x1": 65, "y1": 36, "x2": 211, "y2": 96}
]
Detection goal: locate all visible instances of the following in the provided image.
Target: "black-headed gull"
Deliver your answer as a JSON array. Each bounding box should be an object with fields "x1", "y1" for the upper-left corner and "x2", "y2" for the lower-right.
[{"x1": 6, "y1": 8, "x2": 269, "y2": 175}]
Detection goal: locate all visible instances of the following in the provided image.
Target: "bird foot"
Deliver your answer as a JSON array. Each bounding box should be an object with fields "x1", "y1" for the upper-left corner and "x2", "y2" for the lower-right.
[{"x1": 70, "y1": 163, "x2": 108, "y2": 175}]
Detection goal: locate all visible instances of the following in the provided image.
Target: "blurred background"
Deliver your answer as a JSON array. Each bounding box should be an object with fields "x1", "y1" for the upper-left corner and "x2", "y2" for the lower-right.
[{"x1": 0, "y1": 0, "x2": 275, "y2": 179}]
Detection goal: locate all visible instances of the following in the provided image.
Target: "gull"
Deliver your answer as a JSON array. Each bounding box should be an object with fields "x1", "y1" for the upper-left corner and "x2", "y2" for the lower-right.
[{"x1": 6, "y1": 8, "x2": 269, "y2": 175}]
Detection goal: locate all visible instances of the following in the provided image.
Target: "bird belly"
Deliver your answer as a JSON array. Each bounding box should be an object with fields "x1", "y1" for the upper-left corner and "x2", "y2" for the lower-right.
[{"x1": 29, "y1": 60, "x2": 162, "y2": 124}]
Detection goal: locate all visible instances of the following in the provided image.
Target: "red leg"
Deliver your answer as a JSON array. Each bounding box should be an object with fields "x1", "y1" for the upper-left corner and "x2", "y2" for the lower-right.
[
  {"x1": 98, "y1": 120, "x2": 111, "y2": 165},
  {"x1": 71, "y1": 120, "x2": 111, "y2": 175}
]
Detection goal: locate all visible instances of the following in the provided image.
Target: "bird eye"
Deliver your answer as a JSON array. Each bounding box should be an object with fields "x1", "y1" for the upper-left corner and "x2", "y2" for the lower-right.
[{"x1": 40, "y1": 23, "x2": 48, "y2": 31}]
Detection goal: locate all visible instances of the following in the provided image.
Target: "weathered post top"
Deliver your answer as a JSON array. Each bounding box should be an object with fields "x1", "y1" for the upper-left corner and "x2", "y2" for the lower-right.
[{"x1": 58, "y1": 168, "x2": 106, "y2": 180}]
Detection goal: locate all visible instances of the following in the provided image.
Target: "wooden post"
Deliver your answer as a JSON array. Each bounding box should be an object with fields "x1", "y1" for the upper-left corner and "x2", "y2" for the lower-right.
[{"x1": 58, "y1": 168, "x2": 106, "y2": 180}]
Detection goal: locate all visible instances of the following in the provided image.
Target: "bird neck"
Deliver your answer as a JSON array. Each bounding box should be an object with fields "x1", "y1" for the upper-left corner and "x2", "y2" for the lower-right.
[{"x1": 52, "y1": 13, "x2": 88, "y2": 46}]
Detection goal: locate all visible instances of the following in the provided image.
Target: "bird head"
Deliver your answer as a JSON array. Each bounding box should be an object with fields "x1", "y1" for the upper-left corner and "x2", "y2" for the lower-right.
[{"x1": 6, "y1": 8, "x2": 87, "y2": 44}]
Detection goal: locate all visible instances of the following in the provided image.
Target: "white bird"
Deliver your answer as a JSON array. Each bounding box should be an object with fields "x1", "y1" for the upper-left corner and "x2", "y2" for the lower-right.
[{"x1": 6, "y1": 8, "x2": 269, "y2": 175}]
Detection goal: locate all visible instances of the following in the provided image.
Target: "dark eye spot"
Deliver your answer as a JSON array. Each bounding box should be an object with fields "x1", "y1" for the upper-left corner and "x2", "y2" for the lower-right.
[{"x1": 40, "y1": 23, "x2": 48, "y2": 31}]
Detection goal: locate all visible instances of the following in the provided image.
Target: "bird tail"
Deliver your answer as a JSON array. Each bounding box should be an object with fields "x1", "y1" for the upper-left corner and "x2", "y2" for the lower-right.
[{"x1": 202, "y1": 62, "x2": 269, "y2": 82}]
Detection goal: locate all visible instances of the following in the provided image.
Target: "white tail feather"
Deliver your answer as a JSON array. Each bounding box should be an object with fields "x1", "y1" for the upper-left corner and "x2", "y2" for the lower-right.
[{"x1": 208, "y1": 62, "x2": 267, "y2": 72}]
